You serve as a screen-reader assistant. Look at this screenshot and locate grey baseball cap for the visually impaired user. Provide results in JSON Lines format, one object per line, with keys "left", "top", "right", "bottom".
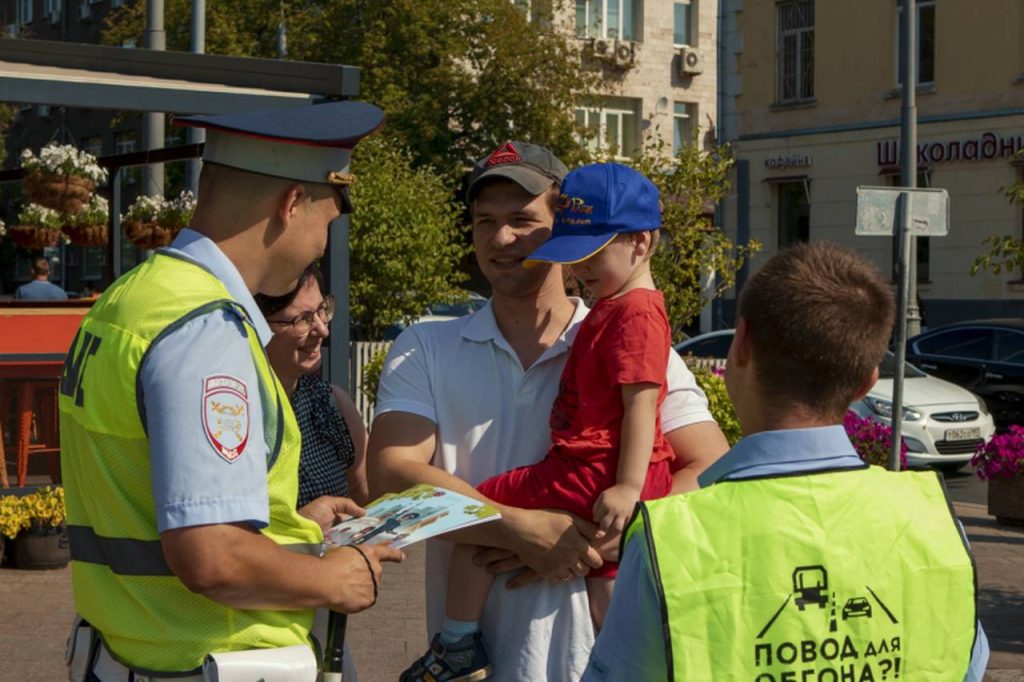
{"left": 466, "top": 140, "right": 569, "bottom": 202}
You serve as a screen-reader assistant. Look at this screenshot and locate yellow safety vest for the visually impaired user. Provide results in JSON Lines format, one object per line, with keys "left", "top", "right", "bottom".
{"left": 59, "top": 251, "right": 323, "bottom": 674}
{"left": 624, "top": 465, "right": 977, "bottom": 681}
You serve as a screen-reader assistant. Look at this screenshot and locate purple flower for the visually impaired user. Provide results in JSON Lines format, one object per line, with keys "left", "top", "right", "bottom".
{"left": 972, "top": 425, "right": 1024, "bottom": 481}
{"left": 843, "top": 411, "right": 908, "bottom": 469}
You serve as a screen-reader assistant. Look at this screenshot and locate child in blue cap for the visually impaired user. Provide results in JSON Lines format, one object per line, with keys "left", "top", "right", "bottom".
{"left": 402, "top": 163, "right": 674, "bottom": 682}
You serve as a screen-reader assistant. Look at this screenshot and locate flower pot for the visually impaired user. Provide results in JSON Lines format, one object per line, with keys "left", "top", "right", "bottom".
{"left": 62, "top": 223, "right": 109, "bottom": 247}
{"left": 12, "top": 521, "right": 70, "bottom": 570}
{"left": 8, "top": 224, "right": 62, "bottom": 249}
{"left": 987, "top": 477, "right": 1024, "bottom": 526}
{"left": 24, "top": 171, "right": 95, "bottom": 214}
{"left": 123, "top": 219, "right": 181, "bottom": 250}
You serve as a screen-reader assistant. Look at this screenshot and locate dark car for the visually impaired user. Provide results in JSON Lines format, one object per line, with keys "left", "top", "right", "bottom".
{"left": 907, "top": 319, "right": 1024, "bottom": 429}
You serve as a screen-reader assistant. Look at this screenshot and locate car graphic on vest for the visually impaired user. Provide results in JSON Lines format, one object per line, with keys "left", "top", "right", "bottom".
{"left": 842, "top": 597, "right": 873, "bottom": 620}
{"left": 793, "top": 566, "right": 829, "bottom": 610}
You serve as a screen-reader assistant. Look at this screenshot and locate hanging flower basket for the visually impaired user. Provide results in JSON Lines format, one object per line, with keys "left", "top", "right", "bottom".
{"left": 23, "top": 171, "right": 95, "bottom": 214}
{"left": 8, "top": 225, "right": 63, "bottom": 249}
{"left": 123, "top": 219, "right": 180, "bottom": 250}
{"left": 121, "top": 191, "right": 195, "bottom": 250}
{"left": 61, "top": 195, "right": 110, "bottom": 247}
{"left": 9, "top": 204, "right": 65, "bottom": 249}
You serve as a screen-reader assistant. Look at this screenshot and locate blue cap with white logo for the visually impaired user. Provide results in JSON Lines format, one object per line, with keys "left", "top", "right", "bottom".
{"left": 524, "top": 163, "right": 661, "bottom": 267}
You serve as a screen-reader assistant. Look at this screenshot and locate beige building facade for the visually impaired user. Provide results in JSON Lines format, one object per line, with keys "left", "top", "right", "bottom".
{"left": 564, "top": 0, "right": 719, "bottom": 157}
{"left": 721, "top": 0, "right": 1024, "bottom": 325}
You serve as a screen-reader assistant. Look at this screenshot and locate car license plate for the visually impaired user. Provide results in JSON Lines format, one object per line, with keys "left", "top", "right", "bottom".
{"left": 945, "top": 427, "right": 981, "bottom": 442}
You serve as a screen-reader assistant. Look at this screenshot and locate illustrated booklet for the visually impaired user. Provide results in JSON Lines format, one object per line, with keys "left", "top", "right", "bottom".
{"left": 323, "top": 483, "right": 501, "bottom": 550}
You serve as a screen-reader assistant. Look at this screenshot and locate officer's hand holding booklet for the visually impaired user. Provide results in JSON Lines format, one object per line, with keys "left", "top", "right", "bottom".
{"left": 323, "top": 483, "right": 501, "bottom": 550}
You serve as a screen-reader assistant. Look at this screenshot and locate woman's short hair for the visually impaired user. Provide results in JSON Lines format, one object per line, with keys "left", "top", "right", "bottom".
{"left": 254, "top": 265, "right": 325, "bottom": 318}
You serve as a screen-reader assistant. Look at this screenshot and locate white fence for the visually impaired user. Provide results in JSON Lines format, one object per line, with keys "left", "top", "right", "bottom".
{"left": 349, "top": 342, "right": 726, "bottom": 427}
{"left": 349, "top": 341, "right": 392, "bottom": 427}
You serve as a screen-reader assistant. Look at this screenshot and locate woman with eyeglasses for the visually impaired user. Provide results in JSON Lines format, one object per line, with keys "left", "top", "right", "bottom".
{"left": 255, "top": 265, "right": 369, "bottom": 508}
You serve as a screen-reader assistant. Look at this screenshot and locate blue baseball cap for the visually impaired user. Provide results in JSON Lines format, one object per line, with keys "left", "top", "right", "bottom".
{"left": 524, "top": 163, "right": 661, "bottom": 267}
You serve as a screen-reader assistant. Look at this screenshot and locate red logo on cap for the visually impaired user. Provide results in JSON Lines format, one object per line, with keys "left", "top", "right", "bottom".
{"left": 485, "top": 142, "right": 521, "bottom": 167}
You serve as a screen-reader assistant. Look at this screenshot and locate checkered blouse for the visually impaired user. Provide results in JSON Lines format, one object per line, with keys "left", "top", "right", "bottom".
{"left": 291, "top": 373, "right": 356, "bottom": 508}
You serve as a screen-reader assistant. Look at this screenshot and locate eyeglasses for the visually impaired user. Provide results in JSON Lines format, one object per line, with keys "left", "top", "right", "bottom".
{"left": 267, "top": 295, "right": 335, "bottom": 334}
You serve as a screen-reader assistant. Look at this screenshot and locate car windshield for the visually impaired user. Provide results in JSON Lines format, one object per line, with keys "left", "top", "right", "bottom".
{"left": 878, "top": 351, "right": 927, "bottom": 378}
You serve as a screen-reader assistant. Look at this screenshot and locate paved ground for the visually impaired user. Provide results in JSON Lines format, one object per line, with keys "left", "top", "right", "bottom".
{"left": 1, "top": 502, "right": 1021, "bottom": 681}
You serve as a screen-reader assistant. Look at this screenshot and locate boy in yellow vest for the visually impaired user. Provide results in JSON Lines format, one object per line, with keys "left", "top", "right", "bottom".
{"left": 583, "top": 243, "right": 989, "bottom": 681}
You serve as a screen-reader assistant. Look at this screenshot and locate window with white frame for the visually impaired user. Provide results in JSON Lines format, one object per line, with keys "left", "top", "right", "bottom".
{"left": 576, "top": 0, "right": 638, "bottom": 41}
{"left": 575, "top": 98, "right": 641, "bottom": 158}
{"left": 674, "top": 1, "right": 693, "bottom": 46}
{"left": 114, "top": 131, "right": 137, "bottom": 155}
{"left": 896, "top": 0, "right": 934, "bottom": 87}
{"left": 672, "top": 102, "right": 696, "bottom": 155}
{"left": 17, "top": 0, "right": 33, "bottom": 24}
{"left": 776, "top": 0, "right": 814, "bottom": 103}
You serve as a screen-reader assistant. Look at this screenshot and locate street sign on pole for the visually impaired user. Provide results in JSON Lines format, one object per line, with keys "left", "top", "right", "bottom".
{"left": 855, "top": 185, "right": 949, "bottom": 472}
{"left": 855, "top": 186, "right": 949, "bottom": 237}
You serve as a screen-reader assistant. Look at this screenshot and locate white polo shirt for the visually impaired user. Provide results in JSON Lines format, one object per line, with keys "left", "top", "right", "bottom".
{"left": 375, "top": 297, "right": 713, "bottom": 682}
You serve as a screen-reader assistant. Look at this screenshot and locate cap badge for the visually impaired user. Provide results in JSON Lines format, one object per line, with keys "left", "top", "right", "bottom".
{"left": 327, "top": 171, "right": 356, "bottom": 186}
{"left": 485, "top": 141, "right": 522, "bottom": 167}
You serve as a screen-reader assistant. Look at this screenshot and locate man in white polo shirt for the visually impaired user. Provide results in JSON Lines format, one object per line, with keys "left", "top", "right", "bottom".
{"left": 368, "top": 140, "right": 728, "bottom": 682}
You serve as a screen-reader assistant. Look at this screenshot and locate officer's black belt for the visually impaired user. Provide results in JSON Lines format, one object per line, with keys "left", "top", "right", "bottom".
{"left": 68, "top": 525, "right": 322, "bottom": 576}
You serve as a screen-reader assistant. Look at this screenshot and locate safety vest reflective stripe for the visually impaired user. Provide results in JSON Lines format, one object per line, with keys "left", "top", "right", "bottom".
{"left": 69, "top": 525, "right": 322, "bottom": 576}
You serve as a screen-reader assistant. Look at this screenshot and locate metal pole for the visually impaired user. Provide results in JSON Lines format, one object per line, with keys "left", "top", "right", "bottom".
{"left": 891, "top": 193, "right": 911, "bottom": 472}
{"left": 902, "top": 0, "right": 921, "bottom": 338}
{"left": 186, "top": 0, "right": 205, "bottom": 196}
{"left": 143, "top": 0, "right": 166, "bottom": 197}
{"left": 891, "top": 0, "right": 917, "bottom": 472}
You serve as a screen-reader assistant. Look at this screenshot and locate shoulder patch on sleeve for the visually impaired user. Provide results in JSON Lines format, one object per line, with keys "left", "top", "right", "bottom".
{"left": 202, "top": 374, "right": 251, "bottom": 462}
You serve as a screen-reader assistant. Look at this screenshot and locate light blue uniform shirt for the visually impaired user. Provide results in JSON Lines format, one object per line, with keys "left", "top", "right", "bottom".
{"left": 14, "top": 279, "right": 68, "bottom": 300}
{"left": 139, "top": 229, "right": 277, "bottom": 533}
{"left": 583, "top": 425, "right": 990, "bottom": 682}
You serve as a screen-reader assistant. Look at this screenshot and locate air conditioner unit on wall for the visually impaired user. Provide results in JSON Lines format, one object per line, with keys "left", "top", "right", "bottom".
{"left": 593, "top": 38, "right": 610, "bottom": 55}
{"left": 48, "top": 10, "right": 60, "bottom": 23}
{"left": 5, "top": 23, "right": 18, "bottom": 37}
{"left": 613, "top": 40, "right": 636, "bottom": 68}
{"left": 79, "top": 3, "right": 92, "bottom": 20}
{"left": 678, "top": 47, "right": 704, "bottom": 76}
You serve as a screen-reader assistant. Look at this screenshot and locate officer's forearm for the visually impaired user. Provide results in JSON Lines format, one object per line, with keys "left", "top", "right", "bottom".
{"left": 162, "top": 522, "right": 360, "bottom": 611}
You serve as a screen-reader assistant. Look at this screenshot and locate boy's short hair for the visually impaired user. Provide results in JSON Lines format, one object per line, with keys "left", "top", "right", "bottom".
{"left": 738, "top": 243, "right": 895, "bottom": 420}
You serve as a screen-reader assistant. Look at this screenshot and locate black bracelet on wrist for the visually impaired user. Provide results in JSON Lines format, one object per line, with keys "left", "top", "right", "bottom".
{"left": 348, "top": 545, "right": 378, "bottom": 601}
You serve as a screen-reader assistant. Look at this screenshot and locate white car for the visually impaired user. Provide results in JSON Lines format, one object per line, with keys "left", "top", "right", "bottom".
{"left": 676, "top": 331, "right": 995, "bottom": 470}
{"left": 849, "top": 352, "right": 995, "bottom": 471}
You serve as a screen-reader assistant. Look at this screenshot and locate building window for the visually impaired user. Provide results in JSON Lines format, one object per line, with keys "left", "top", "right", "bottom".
{"left": 575, "top": 97, "right": 641, "bottom": 158}
{"left": 576, "top": 0, "right": 638, "bottom": 41}
{"left": 776, "top": 0, "right": 814, "bottom": 103}
{"left": 890, "top": 172, "right": 930, "bottom": 283}
{"left": 673, "top": 1, "right": 693, "bottom": 46}
{"left": 82, "top": 135, "right": 103, "bottom": 158}
{"left": 115, "top": 131, "right": 138, "bottom": 184}
{"left": 777, "top": 181, "right": 810, "bottom": 248}
{"left": 17, "top": 0, "right": 33, "bottom": 24}
{"left": 897, "top": 0, "right": 935, "bottom": 87}
{"left": 44, "top": 0, "right": 60, "bottom": 17}
{"left": 672, "top": 102, "right": 695, "bottom": 155}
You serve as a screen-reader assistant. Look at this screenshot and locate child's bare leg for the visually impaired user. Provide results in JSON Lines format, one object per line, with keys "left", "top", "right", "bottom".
{"left": 445, "top": 543, "right": 495, "bottom": 624}
{"left": 586, "top": 576, "right": 615, "bottom": 632}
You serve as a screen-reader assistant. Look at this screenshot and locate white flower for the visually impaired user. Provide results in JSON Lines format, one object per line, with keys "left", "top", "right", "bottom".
{"left": 0, "top": 218, "right": 6, "bottom": 237}
{"left": 20, "top": 143, "right": 108, "bottom": 184}
{"left": 17, "top": 203, "right": 63, "bottom": 229}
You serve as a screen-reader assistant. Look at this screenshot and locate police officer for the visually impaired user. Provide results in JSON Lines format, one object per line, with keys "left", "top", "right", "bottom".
{"left": 59, "top": 101, "right": 404, "bottom": 681}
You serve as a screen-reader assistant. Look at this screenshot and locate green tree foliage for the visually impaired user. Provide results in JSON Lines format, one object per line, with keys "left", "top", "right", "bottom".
{"left": 103, "top": 0, "right": 594, "bottom": 175}
{"left": 347, "top": 136, "right": 470, "bottom": 340}
{"left": 690, "top": 367, "right": 741, "bottom": 445}
{"left": 624, "top": 132, "right": 761, "bottom": 340}
{"left": 972, "top": 151, "right": 1024, "bottom": 277}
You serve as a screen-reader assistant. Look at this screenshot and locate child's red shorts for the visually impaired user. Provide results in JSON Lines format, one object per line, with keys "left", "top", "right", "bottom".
{"left": 476, "top": 452, "right": 673, "bottom": 578}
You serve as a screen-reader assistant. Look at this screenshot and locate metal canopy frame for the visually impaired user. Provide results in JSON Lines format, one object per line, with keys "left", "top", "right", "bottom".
{"left": 1, "top": 39, "right": 357, "bottom": 388}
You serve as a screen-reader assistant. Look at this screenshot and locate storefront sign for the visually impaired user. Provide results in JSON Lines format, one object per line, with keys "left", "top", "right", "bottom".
{"left": 877, "top": 132, "right": 1024, "bottom": 167}
{"left": 765, "top": 153, "right": 812, "bottom": 170}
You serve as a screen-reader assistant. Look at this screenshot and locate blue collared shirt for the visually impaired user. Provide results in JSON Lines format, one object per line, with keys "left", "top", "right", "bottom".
{"left": 583, "top": 426, "right": 990, "bottom": 682}
{"left": 139, "top": 229, "right": 277, "bottom": 533}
